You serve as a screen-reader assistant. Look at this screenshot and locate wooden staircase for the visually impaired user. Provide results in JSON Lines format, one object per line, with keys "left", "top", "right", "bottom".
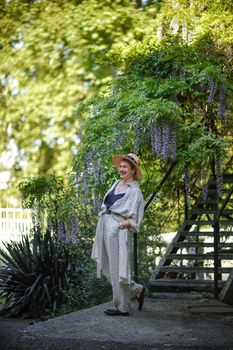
{"left": 149, "top": 173, "right": 233, "bottom": 299}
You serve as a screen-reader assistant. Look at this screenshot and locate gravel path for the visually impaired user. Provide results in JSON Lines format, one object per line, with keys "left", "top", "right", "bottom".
{"left": 1, "top": 297, "right": 233, "bottom": 350}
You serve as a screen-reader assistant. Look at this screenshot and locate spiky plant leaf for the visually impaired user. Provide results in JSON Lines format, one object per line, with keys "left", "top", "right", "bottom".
{"left": 0, "top": 230, "right": 71, "bottom": 317}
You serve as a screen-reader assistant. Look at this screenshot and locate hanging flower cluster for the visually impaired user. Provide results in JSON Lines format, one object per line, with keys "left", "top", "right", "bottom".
{"left": 75, "top": 150, "right": 107, "bottom": 210}
{"left": 133, "top": 124, "right": 150, "bottom": 154}
{"left": 150, "top": 121, "right": 176, "bottom": 160}
{"left": 57, "top": 220, "right": 66, "bottom": 241}
{"left": 215, "top": 153, "right": 223, "bottom": 197}
{"left": 183, "top": 167, "right": 190, "bottom": 206}
{"left": 92, "top": 158, "right": 106, "bottom": 185}
{"left": 57, "top": 216, "right": 79, "bottom": 245}
{"left": 112, "top": 133, "right": 125, "bottom": 149}
{"left": 92, "top": 162, "right": 99, "bottom": 184}
{"left": 207, "top": 77, "right": 227, "bottom": 120}
{"left": 207, "top": 76, "right": 217, "bottom": 103}
{"left": 218, "top": 84, "right": 226, "bottom": 119}
{"left": 69, "top": 215, "right": 79, "bottom": 244}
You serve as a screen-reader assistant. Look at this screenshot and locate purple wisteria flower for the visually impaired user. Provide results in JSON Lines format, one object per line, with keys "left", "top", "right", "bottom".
{"left": 57, "top": 220, "right": 66, "bottom": 241}
{"left": 162, "top": 121, "right": 170, "bottom": 161}
{"left": 93, "top": 162, "right": 99, "bottom": 184}
{"left": 215, "top": 153, "right": 223, "bottom": 197}
{"left": 207, "top": 77, "right": 217, "bottom": 103}
{"left": 112, "top": 134, "right": 125, "bottom": 148}
{"left": 99, "top": 165, "right": 106, "bottom": 185}
{"left": 70, "top": 215, "right": 78, "bottom": 244}
{"left": 150, "top": 121, "right": 177, "bottom": 161}
{"left": 183, "top": 167, "right": 190, "bottom": 205}
{"left": 151, "top": 123, "right": 162, "bottom": 157}
{"left": 218, "top": 85, "right": 226, "bottom": 119}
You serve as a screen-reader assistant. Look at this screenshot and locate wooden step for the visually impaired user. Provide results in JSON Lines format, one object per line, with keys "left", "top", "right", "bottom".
{"left": 150, "top": 279, "right": 225, "bottom": 288}
{"left": 166, "top": 253, "right": 233, "bottom": 260}
{"left": 159, "top": 266, "right": 232, "bottom": 274}
{"left": 190, "top": 209, "right": 233, "bottom": 215}
{"left": 207, "top": 189, "right": 231, "bottom": 193}
{"left": 209, "top": 177, "right": 233, "bottom": 185}
{"left": 223, "top": 175, "right": 233, "bottom": 183}
{"left": 174, "top": 242, "right": 233, "bottom": 248}
{"left": 180, "top": 230, "right": 233, "bottom": 236}
{"left": 187, "top": 220, "right": 233, "bottom": 225}
{"left": 198, "top": 199, "right": 233, "bottom": 204}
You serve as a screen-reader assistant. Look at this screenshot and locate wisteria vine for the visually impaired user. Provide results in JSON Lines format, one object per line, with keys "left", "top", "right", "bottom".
{"left": 75, "top": 149, "right": 107, "bottom": 210}
{"left": 215, "top": 153, "right": 223, "bottom": 197}
{"left": 218, "top": 84, "right": 226, "bottom": 119}
{"left": 207, "top": 77, "right": 217, "bottom": 103}
{"left": 150, "top": 120, "right": 176, "bottom": 160}
{"left": 207, "top": 77, "right": 227, "bottom": 121}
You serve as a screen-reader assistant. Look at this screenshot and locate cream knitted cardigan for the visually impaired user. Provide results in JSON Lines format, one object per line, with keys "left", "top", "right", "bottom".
{"left": 91, "top": 180, "right": 145, "bottom": 283}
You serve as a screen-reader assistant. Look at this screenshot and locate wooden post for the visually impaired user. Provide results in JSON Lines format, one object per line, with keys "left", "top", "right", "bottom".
{"left": 213, "top": 219, "right": 219, "bottom": 299}
{"left": 213, "top": 157, "right": 219, "bottom": 299}
{"left": 184, "top": 183, "right": 189, "bottom": 221}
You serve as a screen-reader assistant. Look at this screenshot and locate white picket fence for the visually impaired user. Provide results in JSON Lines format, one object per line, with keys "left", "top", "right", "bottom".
{"left": 0, "top": 208, "right": 32, "bottom": 243}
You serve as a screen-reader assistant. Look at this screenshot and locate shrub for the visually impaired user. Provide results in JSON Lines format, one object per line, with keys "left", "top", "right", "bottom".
{"left": 0, "top": 229, "right": 74, "bottom": 318}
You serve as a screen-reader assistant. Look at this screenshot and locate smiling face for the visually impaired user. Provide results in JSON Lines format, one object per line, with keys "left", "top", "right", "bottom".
{"left": 118, "top": 160, "right": 135, "bottom": 182}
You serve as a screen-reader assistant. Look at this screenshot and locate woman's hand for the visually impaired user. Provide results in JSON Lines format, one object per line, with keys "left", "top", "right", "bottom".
{"left": 119, "top": 220, "right": 130, "bottom": 230}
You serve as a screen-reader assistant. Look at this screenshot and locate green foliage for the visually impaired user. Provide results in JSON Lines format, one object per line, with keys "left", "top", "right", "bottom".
{"left": 69, "top": 260, "right": 111, "bottom": 309}
{"left": 17, "top": 174, "right": 69, "bottom": 235}
{"left": 13, "top": 172, "right": 112, "bottom": 317}
{"left": 0, "top": 0, "right": 157, "bottom": 206}
{"left": 18, "top": 174, "right": 64, "bottom": 207}
{"left": 177, "top": 125, "right": 229, "bottom": 169}
{"left": 1, "top": 0, "right": 232, "bottom": 204}
{"left": 0, "top": 172, "right": 112, "bottom": 317}
{"left": 73, "top": 31, "right": 232, "bottom": 201}
{"left": 0, "top": 230, "right": 71, "bottom": 317}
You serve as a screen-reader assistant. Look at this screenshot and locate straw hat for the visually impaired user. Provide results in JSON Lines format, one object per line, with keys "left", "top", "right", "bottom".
{"left": 112, "top": 153, "right": 142, "bottom": 180}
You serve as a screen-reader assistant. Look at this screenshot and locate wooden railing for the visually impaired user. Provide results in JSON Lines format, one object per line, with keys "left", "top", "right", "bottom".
{"left": 0, "top": 208, "right": 32, "bottom": 243}
{"left": 134, "top": 161, "right": 178, "bottom": 281}
{"left": 213, "top": 185, "right": 233, "bottom": 298}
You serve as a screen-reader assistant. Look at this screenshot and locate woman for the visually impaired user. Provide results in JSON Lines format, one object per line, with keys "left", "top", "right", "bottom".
{"left": 91, "top": 153, "right": 145, "bottom": 316}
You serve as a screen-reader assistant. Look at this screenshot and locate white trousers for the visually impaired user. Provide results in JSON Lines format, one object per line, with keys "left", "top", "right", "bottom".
{"left": 103, "top": 214, "right": 142, "bottom": 313}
